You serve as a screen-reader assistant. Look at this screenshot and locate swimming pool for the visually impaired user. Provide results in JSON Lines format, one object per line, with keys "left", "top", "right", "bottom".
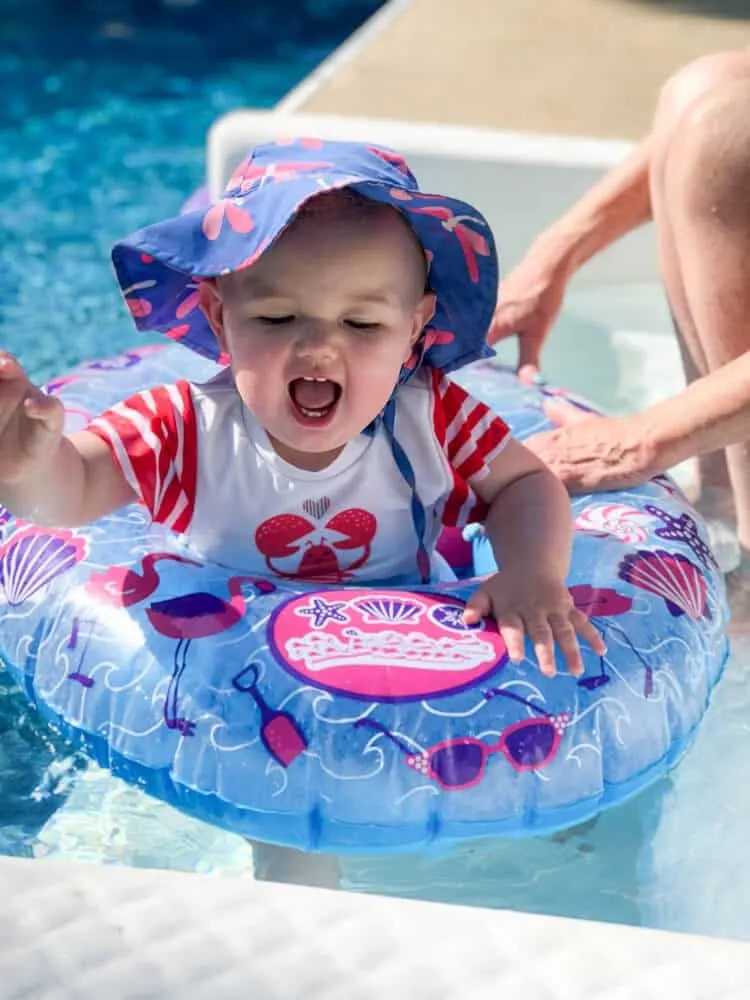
{"left": 3, "top": 2, "right": 749, "bottom": 949}
{"left": 0, "top": 0, "right": 382, "bottom": 383}
{"left": 0, "top": 0, "right": 383, "bottom": 855}
{"left": 26, "top": 268, "right": 750, "bottom": 940}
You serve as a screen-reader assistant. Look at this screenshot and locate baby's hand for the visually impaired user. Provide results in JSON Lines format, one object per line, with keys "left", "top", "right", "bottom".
{"left": 0, "top": 353, "right": 64, "bottom": 487}
{"left": 463, "top": 571, "right": 605, "bottom": 677}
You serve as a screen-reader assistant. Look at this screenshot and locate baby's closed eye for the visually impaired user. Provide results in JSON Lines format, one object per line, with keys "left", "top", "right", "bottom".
{"left": 258, "top": 315, "right": 296, "bottom": 326}
{"left": 345, "top": 319, "right": 382, "bottom": 331}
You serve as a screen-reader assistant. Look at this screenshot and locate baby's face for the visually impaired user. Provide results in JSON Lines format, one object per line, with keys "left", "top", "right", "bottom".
{"left": 200, "top": 193, "right": 435, "bottom": 470}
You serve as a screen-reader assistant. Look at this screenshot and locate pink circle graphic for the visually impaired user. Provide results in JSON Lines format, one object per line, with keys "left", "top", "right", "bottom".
{"left": 268, "top": 589, "right": 507, "bottom": 702}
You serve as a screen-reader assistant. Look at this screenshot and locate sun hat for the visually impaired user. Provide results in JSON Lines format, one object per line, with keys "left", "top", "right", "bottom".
{"left": 111, "top": 137, "right": 498, "bottom": 375}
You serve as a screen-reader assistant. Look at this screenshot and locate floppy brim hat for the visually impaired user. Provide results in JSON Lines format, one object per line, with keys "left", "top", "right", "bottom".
{"left": 110, "top": 137, "right": 499, "bottom": 375}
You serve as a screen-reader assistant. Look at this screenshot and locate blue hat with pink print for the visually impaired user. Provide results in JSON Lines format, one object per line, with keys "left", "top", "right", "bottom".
{"left": 110, "top": 137, "right": 499, "bottom": 375}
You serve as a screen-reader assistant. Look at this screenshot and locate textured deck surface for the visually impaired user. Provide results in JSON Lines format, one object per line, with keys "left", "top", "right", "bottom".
{"left": 290, "top": 0, "right": 750, "bottom": 139}
{"left": 2, "top": 854, "right": 750, "bottom": 999}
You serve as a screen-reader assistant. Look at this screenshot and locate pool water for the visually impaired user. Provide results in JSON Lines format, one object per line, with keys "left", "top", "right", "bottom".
{"left": 0, "top": 0, "right": 390, "bottom": 856}
{"left": 0, "top": 0, "right": 382, "bottom": 382}
{"left": 2, "top": 1, "right": 749, "bottom": 946}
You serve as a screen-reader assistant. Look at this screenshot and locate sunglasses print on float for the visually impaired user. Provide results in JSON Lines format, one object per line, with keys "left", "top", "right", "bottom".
{"left": 354, "top": 687, "right": 570, "bottom": 792}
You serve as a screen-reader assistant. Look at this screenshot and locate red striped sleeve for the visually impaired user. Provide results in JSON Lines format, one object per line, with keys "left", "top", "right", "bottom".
{"left": 431, "top": 370, "right": 511, "bottom": 527}
{"left": 86, "top": 380, "right": 197, "bottom": 532}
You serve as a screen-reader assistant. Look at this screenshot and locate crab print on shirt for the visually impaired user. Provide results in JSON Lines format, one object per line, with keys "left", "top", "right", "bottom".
{"left": 255, "top": 499, "right": 377, "bottom": 582}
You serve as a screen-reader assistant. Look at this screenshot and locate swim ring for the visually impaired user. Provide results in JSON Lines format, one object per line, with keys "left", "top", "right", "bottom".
{"left": 0, "top": 345, "right": 728, "bottom": 853}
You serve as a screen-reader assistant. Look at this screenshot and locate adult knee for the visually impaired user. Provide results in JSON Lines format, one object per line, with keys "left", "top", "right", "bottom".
{"left": 666, "top": 80, "right": 750, "bottom": 225}
{"left": 653, "top": 50, "right": 750, "bottom": 138}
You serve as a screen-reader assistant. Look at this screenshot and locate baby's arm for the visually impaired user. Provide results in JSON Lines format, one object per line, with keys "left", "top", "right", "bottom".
{"left": 469, "top": 437, "right": 574, "bottom": 602}
{"left": 464, "top": 438, "right": 605, "bottom": 676}
{"left": 0, "top": 354, "right": 135, "bottom": 526}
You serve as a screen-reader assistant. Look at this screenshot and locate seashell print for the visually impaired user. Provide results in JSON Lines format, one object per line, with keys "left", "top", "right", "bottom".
{"left": 0, "top": 527, "right": 87, "bottom": 606}
{"left": 618, "top": 549, "right": 710, "bottom": 621}
{"left": 352, "top": 596, "right": 426, "bottom": 625}
{"left": 575, "top": 503, "right": 653, "bottom": 544}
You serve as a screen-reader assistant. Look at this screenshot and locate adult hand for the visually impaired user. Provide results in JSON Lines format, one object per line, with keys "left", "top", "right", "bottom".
{"left": 525, "top": 397, "right": 660, "bottom": 493}
{"left": 487, "top": 255, "right": 569, "bottom": 377}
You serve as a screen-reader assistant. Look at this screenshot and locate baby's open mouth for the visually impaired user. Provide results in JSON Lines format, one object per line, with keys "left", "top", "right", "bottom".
{"left": 288, "top": 376, "right": 342, "bottom": 420}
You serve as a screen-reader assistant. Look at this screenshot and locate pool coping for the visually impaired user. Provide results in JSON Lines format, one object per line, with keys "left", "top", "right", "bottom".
{"left": 2, "top": 853, "right": 749, "bottom": 999}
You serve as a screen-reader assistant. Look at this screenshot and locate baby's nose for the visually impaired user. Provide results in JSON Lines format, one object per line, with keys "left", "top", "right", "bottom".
{"left": 294, "top": 321, "right": 339, "bottom": 360}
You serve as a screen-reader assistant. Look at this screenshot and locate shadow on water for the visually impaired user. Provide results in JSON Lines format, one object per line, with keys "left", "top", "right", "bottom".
{"left": 620, "top": 0, "right": 750, "bottom": 19}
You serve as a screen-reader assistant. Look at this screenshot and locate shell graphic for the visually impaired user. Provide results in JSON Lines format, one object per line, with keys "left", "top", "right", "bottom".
{"left": 618, "top": 549, "right": 710, "bottom": 620}
{"left": 0, "top": 527, "right": 87, "bottom": 606}
{"left": 351, "top": 596, "right": 426, "bottom": 625}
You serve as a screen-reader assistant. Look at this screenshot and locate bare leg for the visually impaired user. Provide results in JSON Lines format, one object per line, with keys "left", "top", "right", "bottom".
{"left": 648, "top": 51, "right": 750, "bottom": 535}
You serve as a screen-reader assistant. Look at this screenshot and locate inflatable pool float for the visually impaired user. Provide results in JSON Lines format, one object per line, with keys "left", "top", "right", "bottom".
{"left": 0, "top": 346, "right": 728, "bottom": 853}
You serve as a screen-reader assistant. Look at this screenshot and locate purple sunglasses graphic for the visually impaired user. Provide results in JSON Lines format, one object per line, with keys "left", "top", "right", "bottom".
{"left": 354, "top": 688, "right": 570, "bottom": 792}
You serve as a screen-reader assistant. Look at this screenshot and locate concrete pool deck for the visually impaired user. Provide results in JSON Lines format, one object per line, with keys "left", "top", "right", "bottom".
{"left": 281, "top": 0, "right": 750, "bottom": 140}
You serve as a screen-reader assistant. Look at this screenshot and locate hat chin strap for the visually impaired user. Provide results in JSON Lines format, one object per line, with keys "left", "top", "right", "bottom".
{"left": 361, "top": 337, "right": 431, "bottom": 585}
{"left": 381, "top": 397, "right": 431, "bottom": 586}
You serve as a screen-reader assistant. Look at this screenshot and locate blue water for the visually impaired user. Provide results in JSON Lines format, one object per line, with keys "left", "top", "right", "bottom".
{"left": 0, "top": 0, "right": 382, "bottom": 852}
{"left": 0, "top": 0, "right": 381, "bottom": 383}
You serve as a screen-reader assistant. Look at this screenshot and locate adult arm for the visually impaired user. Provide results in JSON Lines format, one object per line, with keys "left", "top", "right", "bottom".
{"left": 528, "top": 349, "right": 750, "bottom": 492}
{"left": 488, "top": 137, "right": 654, "bottom": 369}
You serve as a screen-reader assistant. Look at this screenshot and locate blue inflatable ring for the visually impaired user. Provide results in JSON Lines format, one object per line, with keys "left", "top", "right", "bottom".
{"left": 0, "top": 344, "right": 729, "bottom": 853}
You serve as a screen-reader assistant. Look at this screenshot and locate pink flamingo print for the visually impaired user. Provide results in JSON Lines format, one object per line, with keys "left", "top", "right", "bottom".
{"left": 84, "top": 554, "right": 275, "bottom": 735}
{"left": 401, "top": 204, "right": 490, "bottom": 282}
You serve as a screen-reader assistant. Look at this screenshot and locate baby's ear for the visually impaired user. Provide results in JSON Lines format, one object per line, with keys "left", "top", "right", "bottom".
{"left": 411, "top": 291, "right": 437, "bottom": 344}
{"left": 198, "top": 279, "right": 228, "bottom": 353}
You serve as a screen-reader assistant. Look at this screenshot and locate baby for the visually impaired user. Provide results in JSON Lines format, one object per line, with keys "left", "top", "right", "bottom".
{"left": 0, "top": 138, "right": 603, "bottom": 677}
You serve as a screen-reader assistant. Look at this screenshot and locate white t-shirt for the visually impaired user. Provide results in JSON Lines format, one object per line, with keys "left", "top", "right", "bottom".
{"left": 89, "top": 366, "right": 511, "bottom": 584}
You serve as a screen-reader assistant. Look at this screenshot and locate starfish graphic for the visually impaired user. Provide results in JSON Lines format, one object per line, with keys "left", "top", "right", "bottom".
{"left": 431, "top": 603, "right": 481, "bottom": 632}
{"left": 296, "top": 596, "right": 350, "bottom": 629}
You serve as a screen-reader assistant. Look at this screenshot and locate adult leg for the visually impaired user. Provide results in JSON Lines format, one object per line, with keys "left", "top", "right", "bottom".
{"left": 648, "top": 51, "right": 750, "bottom": 525}
{"left": 659, "top": 80, "right": 750, "bottom": 557}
